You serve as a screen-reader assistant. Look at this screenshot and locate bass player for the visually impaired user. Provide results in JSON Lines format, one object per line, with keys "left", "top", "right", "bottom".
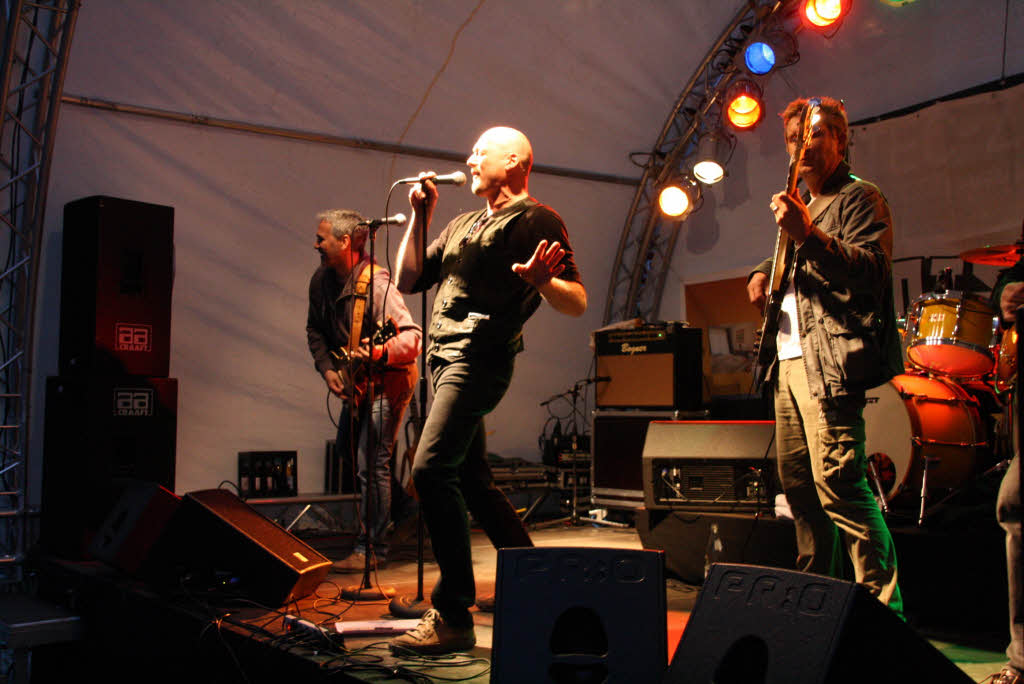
{"left": 745, "top": 96, "right": 905, "bottom": 615}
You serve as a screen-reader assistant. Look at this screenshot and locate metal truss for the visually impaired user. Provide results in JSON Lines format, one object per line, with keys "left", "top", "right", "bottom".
{"left": 602, "top": 0, "right": 801, "bottom": 325}
{"left": 0, "top": 0, "right": 78, "bottom": 581}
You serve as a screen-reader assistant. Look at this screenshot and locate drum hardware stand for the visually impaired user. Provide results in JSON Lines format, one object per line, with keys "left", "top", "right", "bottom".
{"left": 867, "top": 459, "right": 889, "bottom": 517}
{"left": 916, "top": 455, "right": 936, "bottom": 526}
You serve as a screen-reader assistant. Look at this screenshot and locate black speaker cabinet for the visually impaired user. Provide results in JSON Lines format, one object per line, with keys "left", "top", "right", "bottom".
{"left": 41, "top": 375, "right": 178, "bottom": 559}
{"left": 592, "top": 410, "right": 676, "bottom": 510}
{"left": 160, "top": 488, "right": 332, "bottom": 607}
{"left": 636, "top": 508, "right": 797, "bottom": 584}
{"left": 664, "top": 563, "right": 972, "bottom": 684}
{"left": 87, "top": 480, "right": 181, "bottom": 576}
{"left": 60, "top": 195, "right": 174, "bottom": 377}
{"left": 594, "top": 322, "right": 702, "bottom": 410}
{"left": 492, "top": 547, "right": 667, "bottom": 684}
{"left": 642, "top": 420, "right": 778, "bottom": 512}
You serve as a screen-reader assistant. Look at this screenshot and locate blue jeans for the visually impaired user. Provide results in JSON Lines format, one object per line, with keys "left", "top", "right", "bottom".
{"left": 336, "top": 387, "right": 410, "bottom": 560}
{"left": 412, "top": 357, "right": 533, "bottom": 628}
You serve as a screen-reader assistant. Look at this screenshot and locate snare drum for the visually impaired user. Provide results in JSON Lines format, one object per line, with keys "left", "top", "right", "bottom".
{"left": 906, "top": 291, "right": 998, "bottom": 377}
{"left": 863, "top": 374, "right": 983, "bottom": 506}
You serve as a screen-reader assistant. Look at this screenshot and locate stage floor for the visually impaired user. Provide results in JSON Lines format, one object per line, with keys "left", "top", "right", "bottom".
{"left": 30, "top": 514, "right": 1009, "bottom": 683}
{"left": 318, "top": 522, "right": 1007, "bottom": 683}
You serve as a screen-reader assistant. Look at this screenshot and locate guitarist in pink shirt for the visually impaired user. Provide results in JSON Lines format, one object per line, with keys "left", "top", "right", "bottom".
{"left": 746, "top": 97, "right": 904, "bottom": 616}
{"left": 307, "top": 209, "right": 422, "bottom": 572}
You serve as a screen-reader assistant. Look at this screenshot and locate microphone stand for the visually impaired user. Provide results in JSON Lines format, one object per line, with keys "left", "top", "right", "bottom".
{"left": 342, "top": 221, "right": 396, "bottom": 601}
{"left": 390, "top": 193, "right": 432, "bottom": 619}
{"left": 537, "top": 377, "right": 623, "bottom": 528}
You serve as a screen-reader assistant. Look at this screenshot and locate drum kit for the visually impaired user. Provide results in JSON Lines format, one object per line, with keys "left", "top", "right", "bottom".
{"left": 864, "top": 241, "right": 1022, "bottom": 525}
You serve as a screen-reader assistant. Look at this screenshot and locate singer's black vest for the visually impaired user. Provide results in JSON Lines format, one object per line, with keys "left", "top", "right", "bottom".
{"left": 411, "top": 197, "right": 580, "bottom": 363}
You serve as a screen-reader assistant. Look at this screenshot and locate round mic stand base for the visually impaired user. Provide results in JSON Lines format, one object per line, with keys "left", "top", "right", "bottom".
{"left": 342, "top": 581, "right": 397, "bottom": 602}
{"left": 388, "top": 594, "right": 431, "bottom": 618}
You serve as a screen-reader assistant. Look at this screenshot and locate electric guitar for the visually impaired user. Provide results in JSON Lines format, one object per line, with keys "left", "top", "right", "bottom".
{"left": 330, "top": 318, "right": 398, "bottom": 408}
{"left": 752, "top": 98, "right": 822, "bottom": 390}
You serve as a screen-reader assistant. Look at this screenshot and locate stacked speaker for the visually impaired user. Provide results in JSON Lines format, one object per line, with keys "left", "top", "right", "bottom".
{"left": 41, "top": 196, "right": 178, "bottom": 559}
{"left": 591, "top": 322, "right": 703, "bottom": 510}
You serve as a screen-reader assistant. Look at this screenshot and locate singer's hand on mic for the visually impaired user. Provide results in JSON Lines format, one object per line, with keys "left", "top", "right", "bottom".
{"left": 512, "top": 239, "right": 565, "bottom": 288}
{"left": 408, "top": 171, "right": 439, "bottom": 214}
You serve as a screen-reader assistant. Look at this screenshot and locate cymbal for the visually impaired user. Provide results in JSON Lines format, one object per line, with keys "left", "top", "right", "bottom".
{"left": 960, "top": 243, "right": 1024, "bottom": 266}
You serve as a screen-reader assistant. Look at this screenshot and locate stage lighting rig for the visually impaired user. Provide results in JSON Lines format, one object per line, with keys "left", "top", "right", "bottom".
{"left": 803, "top": 0, "right": 851, "bottom": 30}
{"left": 692, "top": 130, "right": 734, "bottom": 185}
{"left": 723, "top": 79, "right": 765, "bottom": 131}
{"left": 657, "top": 174, "right": 701, "bottom": 219}
{"left": 742, "top": 28, "right": 799, "bottom": 75}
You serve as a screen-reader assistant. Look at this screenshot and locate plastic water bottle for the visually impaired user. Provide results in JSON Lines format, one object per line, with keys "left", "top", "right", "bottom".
{"left": 703, "top": 523, "right": 723, "bottom": 578}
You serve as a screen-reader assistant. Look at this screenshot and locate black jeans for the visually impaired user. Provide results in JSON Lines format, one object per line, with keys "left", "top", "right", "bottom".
{"left": 411, "top": 356, "right": 533, "bottom": 628}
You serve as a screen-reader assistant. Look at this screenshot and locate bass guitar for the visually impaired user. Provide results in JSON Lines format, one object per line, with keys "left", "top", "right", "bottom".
{"left": 752, "top": 98, "right": 822, "bottom": 390}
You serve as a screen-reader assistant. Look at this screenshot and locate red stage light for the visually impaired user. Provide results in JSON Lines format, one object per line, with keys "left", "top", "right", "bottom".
{"left": 804, "top": 0, "right": 848, "bottom": 28}
{"left": 724, "top": 80, "right": 764, "bottom": 130}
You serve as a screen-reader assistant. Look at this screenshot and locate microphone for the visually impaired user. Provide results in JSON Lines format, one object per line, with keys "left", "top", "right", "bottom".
{"left": 357, "top": 213, "right": 407, "bottom": 228}
{"left": 396, "top": 171, "right": 467, "bottom": 186}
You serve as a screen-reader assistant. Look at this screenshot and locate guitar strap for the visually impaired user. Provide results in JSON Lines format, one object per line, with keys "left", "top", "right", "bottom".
{"left": 347, "top": 261, "right": 377, "bottom": 357}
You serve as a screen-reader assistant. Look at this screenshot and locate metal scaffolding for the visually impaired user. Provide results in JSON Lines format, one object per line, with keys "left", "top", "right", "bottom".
{"left": 0, "top": 0, "right": 78, "bottom": 582}
{"left": 603, "top": 0, "right": 801, "bottom": 325}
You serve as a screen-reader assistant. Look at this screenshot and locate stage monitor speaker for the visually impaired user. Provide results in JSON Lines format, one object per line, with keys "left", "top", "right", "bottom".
{"left": 60, "top": 195, "right": 174, "bottom": 377}
{"left": 594, "top": 322, "right": 702, "bottom": 410}
{"left": 642, "top": 420, "right": 778, "bottom": 512}
{"left": 664, "top": 563, "right": 972, "bottom": 684}
{"left": 163, "top": 488, "right": 332, "bottom": 607}
{"left": 592, "top": 410, "right": 676, "bottom": 510}
{"left": 88, "top": 479, "right": 181, "bottom": 576}
{"left": 41, "top": 375, "right": 178, "bottom": 559}
{"left": 492, "top": 547, "right": 666, "bottom": 684}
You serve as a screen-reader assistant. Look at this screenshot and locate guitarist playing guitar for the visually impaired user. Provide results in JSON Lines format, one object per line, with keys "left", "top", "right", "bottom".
{"left": 750, "top": 98, "right": 819, "bottom": 390}
{"left": 745, "top": 97, "right": 905, "bottom": 617}
{"left": 308, "top": 209, "right": 421, "bottom": 573}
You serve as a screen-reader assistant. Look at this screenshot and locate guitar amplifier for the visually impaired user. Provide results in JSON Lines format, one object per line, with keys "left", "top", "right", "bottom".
{"left": 594, "top": 322, "right": 702, "bottom": 410}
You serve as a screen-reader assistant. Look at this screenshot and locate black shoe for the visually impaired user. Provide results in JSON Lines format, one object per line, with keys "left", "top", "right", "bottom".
{"left": 475, "top": 593, "right": 495, "bottom": 613}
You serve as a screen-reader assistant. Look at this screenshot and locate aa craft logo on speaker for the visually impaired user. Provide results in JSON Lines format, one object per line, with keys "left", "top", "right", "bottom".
{"left": 115, "top": 322, "right": 153, "bottom": 353}
{"left": 112, "top": 388, "right": 154, "bottom": 417}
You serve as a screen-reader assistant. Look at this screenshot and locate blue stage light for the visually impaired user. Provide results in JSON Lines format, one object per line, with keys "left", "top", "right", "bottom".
{"left": 744, "top": 42, "right": 776, "bottom": 75}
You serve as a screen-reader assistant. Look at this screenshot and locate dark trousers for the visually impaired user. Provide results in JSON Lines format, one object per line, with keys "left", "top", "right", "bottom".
{"left": 411, "top": 357, "right": 533, "bottom": 628}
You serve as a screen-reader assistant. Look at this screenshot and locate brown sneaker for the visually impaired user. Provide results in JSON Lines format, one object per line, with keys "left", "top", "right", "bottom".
{"left": 989, "top": 667, "right": 1024, "bottom": 684}
{"left": 331, "top": 551, "right": 380, "bottom": 573}
{"left": 388, "top": 608, "right": 476, "bottom": 655}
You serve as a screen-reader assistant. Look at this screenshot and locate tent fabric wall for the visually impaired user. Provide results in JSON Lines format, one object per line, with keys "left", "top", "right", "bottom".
{"left": 29, "top": 0, "right": 1024, "bottom": 498}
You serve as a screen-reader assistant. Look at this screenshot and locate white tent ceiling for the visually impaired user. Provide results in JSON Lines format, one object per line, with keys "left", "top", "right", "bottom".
{"left": 61, "top": 1, "right": 1022, "bottom": 178}
{"left": 32, "top": 0, "right": 1024, "bottom": 495}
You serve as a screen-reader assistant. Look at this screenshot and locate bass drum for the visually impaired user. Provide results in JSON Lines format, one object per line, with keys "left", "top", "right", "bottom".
{"left": 863, "top": 374, "right": 983, "bottom": 507}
